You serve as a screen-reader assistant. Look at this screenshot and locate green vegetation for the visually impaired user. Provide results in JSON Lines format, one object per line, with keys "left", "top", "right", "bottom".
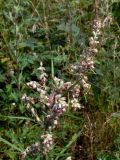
{"left": 0, "top": 0, "right": 120, "bottom": 159}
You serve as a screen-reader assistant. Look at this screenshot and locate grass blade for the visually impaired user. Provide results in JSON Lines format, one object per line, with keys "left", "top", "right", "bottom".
{"left": 0, "top": 137, "right": 23, "bottom": 152}
{"left": 55, "top": 130, "right": 82, "bottom": 160}
{"left": 0, "top": 115, "right": 34, "bottom": 121}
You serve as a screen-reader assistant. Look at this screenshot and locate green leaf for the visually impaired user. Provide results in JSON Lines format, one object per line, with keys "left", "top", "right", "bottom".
{"left": 55, "top": 130, "right": 82, "bottom": 160}
{"left": 112, "top": 112, "right": 120, "bottom": 118}
{"left": 51, "top": 59, "right": 54, "bottom": 78}
{"left": 0, "top": 137, "right": 23, "bottom": 152}
{"left": 6, "top": 150, "right": 17, "bottom": 160}
{"left": 0, "top": 115, "right": 34, "bottom": 121}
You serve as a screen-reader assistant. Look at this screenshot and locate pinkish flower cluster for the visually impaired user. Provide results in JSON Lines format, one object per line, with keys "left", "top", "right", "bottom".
{"left": 20, "top": 133, "right": 53, "bottom": 159}
{"left": 21, "top": 93, "right": 41, "bottom": 123}
{"left": 20, "top": 142, "right": 40, "bottom": 160}
{"left": 41, "top": 133, "right": 53, "bottom": 154}
{"left": 37, "top": 61, "right": 48, "bottom": 86}
{"left": 44, "top": 94, "right": 68, "bottom": 129}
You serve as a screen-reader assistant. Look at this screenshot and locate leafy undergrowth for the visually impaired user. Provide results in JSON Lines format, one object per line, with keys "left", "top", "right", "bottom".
{"left": 0, "top": 0, "right": 120, "bottom": 160}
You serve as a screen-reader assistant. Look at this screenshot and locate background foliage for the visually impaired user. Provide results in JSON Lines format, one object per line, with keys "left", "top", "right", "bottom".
{"left": 0, "top": 0, "right": 120, "bottom": 159}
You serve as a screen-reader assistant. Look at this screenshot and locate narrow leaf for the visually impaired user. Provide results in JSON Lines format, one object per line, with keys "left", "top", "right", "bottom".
{"left": 55, "top": 130, "right": 82, "bottom": 160}
{"left": 0, "top": 137, "right": 23, "bottom": 152}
